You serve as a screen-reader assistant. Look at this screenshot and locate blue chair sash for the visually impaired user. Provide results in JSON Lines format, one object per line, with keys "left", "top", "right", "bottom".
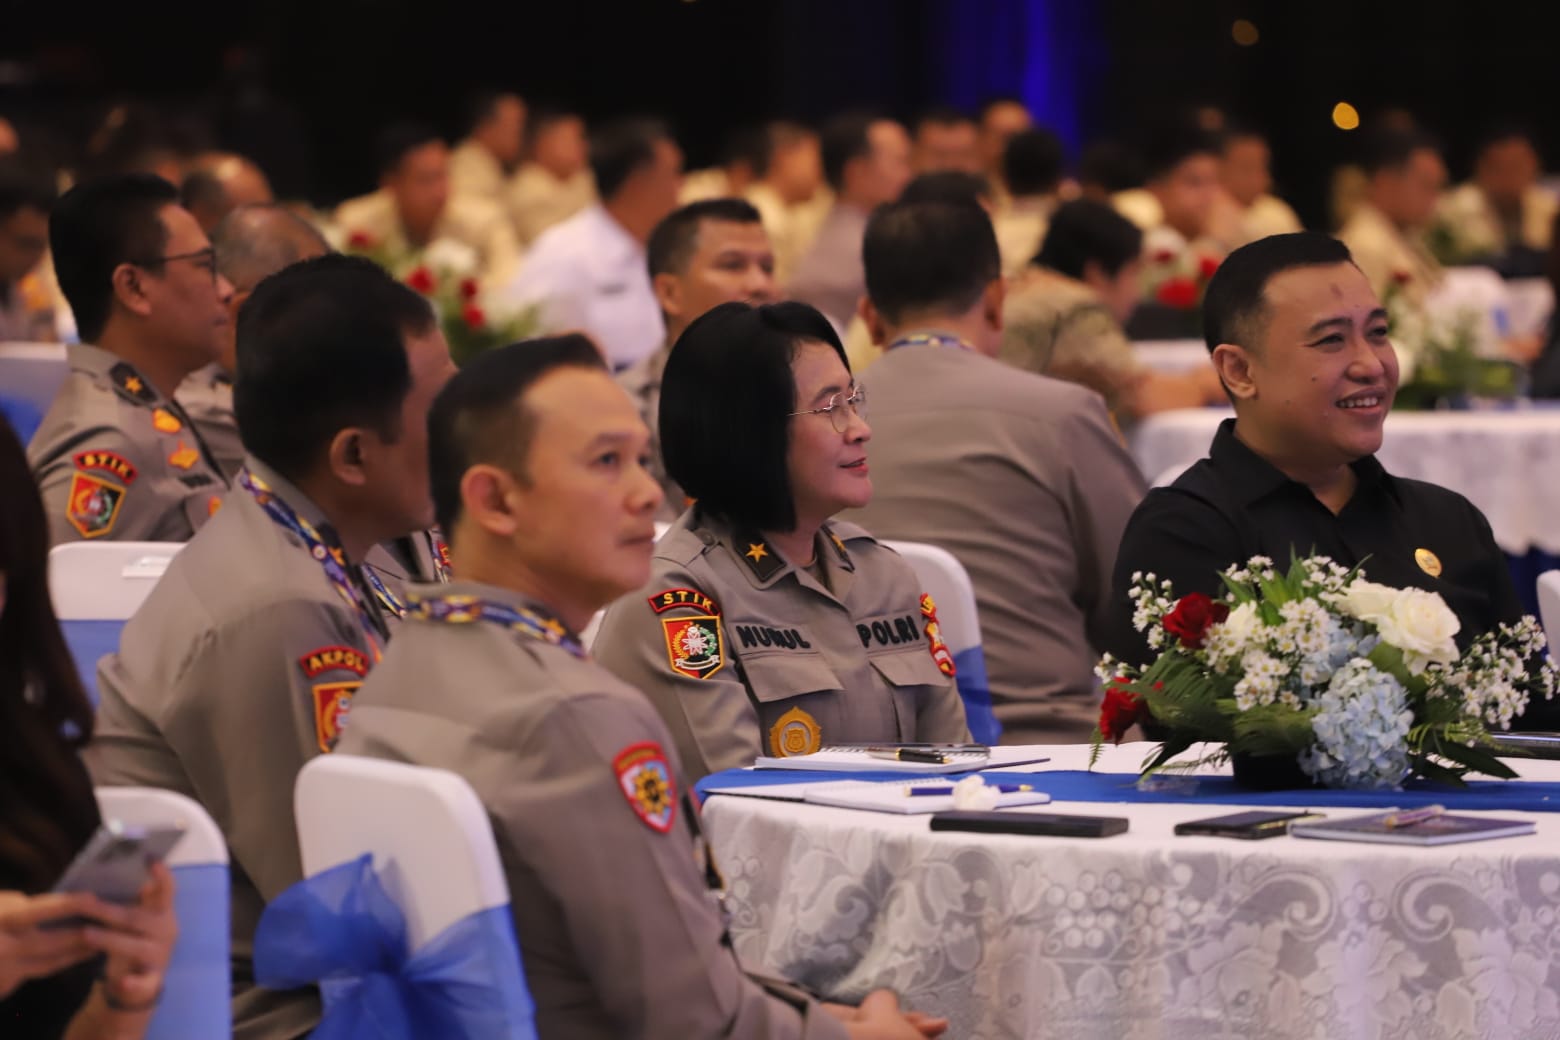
{"left": 254, "top": 854, "right": 535, "bottom": 1039}
{"left": 951, "top": 645, "right": 1002, "bottom": 745}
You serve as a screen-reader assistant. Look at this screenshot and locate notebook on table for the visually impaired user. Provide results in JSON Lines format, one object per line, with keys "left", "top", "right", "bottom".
{"left": 752, "top": 744, "right": 1051, "bottom": 774}
{"left": 1289, "top": 810, "right": 1536, "bottom": 846}
{"left": 704, "top": 777, "right": 1053, "bottom": 814}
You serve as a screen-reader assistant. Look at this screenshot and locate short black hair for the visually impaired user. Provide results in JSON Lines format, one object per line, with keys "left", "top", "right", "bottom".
{"left": 49, "top": 173, "right": 179, "bottom": 344}
{"left": 427, "top": 334, "right": 605, "bottom": 537}
{"left": 1220, "top": 120, "right": 1268, "bottom": 150}
{"left": 524, "top": 107, "right": 583, "bottom": 151}
{"left": 1003, "top": 127, "right": 1065, "bottom": 196}
{"left": 1078, "top": 139, "right": 1143, "bottom": 193}
{"left": 864, "top": 200, "right": 999, "bottom": 324}
{"left": 661, "top": 301, "right": 845, "bottom": 532}
{"left": 0, "top": 158, "right": 57, "bottom": 221}
{"left": 720, "top": 124, "right": 771, "bottom": 177}
{"left": 461, "top": 90, "right": 519, "bottom": 138}
{"left": 1359, "top": 126, "right": 1440, "bottom": 176}
{"left": 234, "top": 254, "right": 436, "bottom": 481}
{"left": 590, "top": 117, "right": 672, "bottom": 201}
{"left": 899, "top": 170, "right": 991, "bottom": 207}
{"left": 819, "top": 111, "right": 878, "bottom": 192}
{"left": 915, "top": 105, "right": 974, "bottom": 133}
{"left": 179, "top": 169, "right": 225, "bottom": 213}
{"left": 1474, "top": 121, "right": 1537, "bottom": 160}
{"left": 376, "top": 122, "right": 445, "bottom": 178}
{"left": 647, "top": 197, "right": 763, "bottom": 279}
{"left": 1142, "top": 121, "right": 1221, "bottom": 181}
{"left": 1202, "top": 231, "right": 1354, "bottom": 353}
{"left": 1035, "top": 199, "right": 1144, "bottom": 279}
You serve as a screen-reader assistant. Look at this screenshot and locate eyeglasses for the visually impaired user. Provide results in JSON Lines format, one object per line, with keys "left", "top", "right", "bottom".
{"left": 788, "top": 383, "right": 867, "bottom": 434}
{"left": 134, "top": 247, "right": 220, "bottom": 285}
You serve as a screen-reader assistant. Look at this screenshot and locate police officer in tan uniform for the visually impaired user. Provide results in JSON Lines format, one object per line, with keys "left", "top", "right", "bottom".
{"left": 87, "top": 255, "right": 457, "bottom": 1040}
{"left": 29, "top": 175, "right": 232, "bottom": 545}
{"left": 175, "top": 204, "right": 331, "bottom": 479}
{"left": 593, "top": 302, "right": 969, "bottom": 782}
{"left": 340, "top": 336, "right": 947, "bottom": 1040}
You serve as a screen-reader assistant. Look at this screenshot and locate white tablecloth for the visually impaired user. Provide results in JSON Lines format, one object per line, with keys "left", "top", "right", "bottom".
{"left": 704, "top": 743, "right": 1560, "bottom": 1039}
{"left": 1132, "top": 339, "right": 1213, "bottom": 375}
{"left": 1128, "top": 408, "right": 1560, "bottom": 555}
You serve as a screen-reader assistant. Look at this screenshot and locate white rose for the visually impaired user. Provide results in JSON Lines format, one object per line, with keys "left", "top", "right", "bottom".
{"left": 1374, "top": 587, "right": 1461, "bottom": 674}
{"left": 1337, "top": 580, "right": 1399, "bottom": 623}
{"left": 423, "top": 237, "right": 479, "bottom": 276}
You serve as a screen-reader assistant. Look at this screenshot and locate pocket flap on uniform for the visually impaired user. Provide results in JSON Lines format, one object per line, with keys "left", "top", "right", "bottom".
{"left": 868, "top": 648, "right": 945, "bottom": 689}
{"left": 742, "top": 653, "right": 844, "bottom": 703}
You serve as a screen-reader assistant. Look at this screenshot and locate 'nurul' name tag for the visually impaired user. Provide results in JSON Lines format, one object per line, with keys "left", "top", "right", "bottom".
{"left": 734, "top": 624, "right": 813, "bottom": 651}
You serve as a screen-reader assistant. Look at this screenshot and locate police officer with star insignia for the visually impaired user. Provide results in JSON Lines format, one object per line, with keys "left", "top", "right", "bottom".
{"left": 87, "top": 255, "right": 457, "bottom": 1040}
{"left": 341, "top": 336, "right": 947, "bottom": 1039}
{"left": 29, "top": 175, "right": 234, "bottom": 545}
{"left": 592, "top": 301, "right": 970, "bottom": 784}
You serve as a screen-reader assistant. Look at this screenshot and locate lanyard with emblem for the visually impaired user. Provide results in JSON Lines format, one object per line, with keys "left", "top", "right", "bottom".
{"left": 427, "top": 528, "right": 452, "bottom": 583}
{"left": 238, "top": 468, "right": 385, "bottom": 658}
{"left": 405, "top": 592, "right": 587, "bottom": 660}
{"left": 887, "top": 332, "right": 974, "bottom": 352}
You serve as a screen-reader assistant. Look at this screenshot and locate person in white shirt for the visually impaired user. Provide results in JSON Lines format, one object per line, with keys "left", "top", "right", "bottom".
{"left": 501, "top": 118, "right": 683, "bottom": 370}
{"left": 448, "top": 90, "right": 527, "bottom": 211}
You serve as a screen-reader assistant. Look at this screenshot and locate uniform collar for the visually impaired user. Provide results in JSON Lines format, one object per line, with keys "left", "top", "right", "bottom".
{"left": 70, "top": 343, "right": 166, "bottom": 407}
{"left": 411, "top": 577, "right": 578, "bottom": 639}
{"left": 1210, "top": 418, "right": 1394, "bottom": 507}
{"left": 242, "top": 456, "right": 342, "bottom": 543}
{"left": 713, "top": 516, "right": 857, "bottom": 597}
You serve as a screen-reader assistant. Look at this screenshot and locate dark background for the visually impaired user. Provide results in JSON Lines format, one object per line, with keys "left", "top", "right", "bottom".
{"left": 2, "top": 0, "right": 1557, "bottom": 226}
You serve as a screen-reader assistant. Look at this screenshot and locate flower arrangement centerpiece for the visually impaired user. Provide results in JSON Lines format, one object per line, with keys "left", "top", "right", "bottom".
{"left": 1384, "top": 274, "right": 1523, "bottom": 410}
{"left": 1092, "top": 554, "right": 1555, "bottom": 790}
{"left": 342, "top": 232, "right": 537, "bottom": 367}
{"left": 1127, "top": 231, "right": 1222, "bottom": 340}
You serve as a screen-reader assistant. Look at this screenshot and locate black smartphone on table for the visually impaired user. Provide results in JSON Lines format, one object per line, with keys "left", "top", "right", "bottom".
{"left": 930, "top": 810, "right": 1128, "bottom": 837}
{"left": 1174, "top": 810, "right": 1324, "bottom": 839}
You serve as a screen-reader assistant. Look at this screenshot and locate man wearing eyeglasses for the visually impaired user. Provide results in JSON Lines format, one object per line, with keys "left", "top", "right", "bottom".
{"left": 28, "top": 174, "right": 234, "bottom": 544}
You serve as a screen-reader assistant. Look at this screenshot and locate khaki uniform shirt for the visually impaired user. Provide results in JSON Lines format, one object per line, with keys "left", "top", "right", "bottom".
{"left": 85, "top": 459, "right": 394, "bottom": 1040}
{"left": 507, "top": 165, "right": 596, "bottom": 247}
{"left": 333, "top": 189, "right": 521, "bottom": 287}
{"left": 28, "top": 344, "right": 229, "bottom": 546}
{"left": 1339, "top": 202, "right": 1442, "bottom": 306}
{"left": 786, "top": 202, "right": 870, "bottom": 330}
{"left": 993, "top": 195, "right": 1057, "bottom": 277}
{"left": 339, "top": 580, "right": 849, "bottom": 1040}
{"left": 844, "top": 341, "right": 1145, "bottom": 743}
{"left": 1001, "top": 269, "right": 1142, "bottom": 416}
{"left": 614, "top": 339, "right": 685, "bottom": 521}
{"left": 448, "top": 139, "right": 509, "bottom": 211}
{"left": 175, "top": 363, "right": 244, "bottom": 479}
{"left": 594, "top": 512, "right": 970, "bottom": 782}
{"left": 747, "top": 184, "right": 832, "bottom": 288}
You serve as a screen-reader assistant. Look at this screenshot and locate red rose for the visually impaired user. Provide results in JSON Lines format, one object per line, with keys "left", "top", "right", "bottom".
{"left": 1099, "top": 678, "right": 1146, "bottom": 744}
{"left": 346, "top": 230, "right": 376, "bottom": 250}
{"left": 459, "top": 277, "right": 481, "bottom": 301}
{"left": 462, "top": 303, "right": 486, "bottom": 329}
{"left": 1161, "top": 592, "right": 1230, "bottom": 650}
{"left": 1155, "top": 277, "right": 1200, "bottom": 309}
{"left": 1390, "top": 269, "right": 1413, "bottom": 286}
{"left": 1197, "top": 255, "right": 1221, "bottom": 280}
{"left": 406, "top": 266, "right": 436, "bottom": 294}
{"left": 1151, "top": 247, "right": 1177, "bottom": 264}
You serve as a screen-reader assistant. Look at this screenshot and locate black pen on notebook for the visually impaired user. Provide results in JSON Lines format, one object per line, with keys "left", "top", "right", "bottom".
{"left": 907, "top": 783, "right": 1034, "bottom": 796}
{"left": 867, "top": 747, "right": 948, "bottom": 764}
{"left": 1380, "top": 804, "right": 1445, "bottom": 829}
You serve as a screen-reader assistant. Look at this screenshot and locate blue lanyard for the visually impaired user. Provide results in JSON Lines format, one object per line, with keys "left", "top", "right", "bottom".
{"left": 887, "top": 333, "right": 973, "bottom": 352}
{"left": 406, "top": 592, "right": 588, "bottom": 660}
{"left": 238, "top": 468, "right": 385, "bottom": 657}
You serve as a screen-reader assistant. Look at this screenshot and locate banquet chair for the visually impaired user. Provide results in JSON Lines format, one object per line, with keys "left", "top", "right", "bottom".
{"left": 48, "top": 541, "right": 184, "bottom": 705}
{"left": 95, "top": 787, "right": 231, "bottom": 1040}
{"left": 0, "top": 341, "right": 67, "bottom": 442}
{"left": 884, "top": 538, "right": 1001, "bottom": 744}
{"left": 290, "top": 755, "right": 537, "bottom": 1038}
{"left": 1537, "top": 570, "right": 1560, "bottom": 662}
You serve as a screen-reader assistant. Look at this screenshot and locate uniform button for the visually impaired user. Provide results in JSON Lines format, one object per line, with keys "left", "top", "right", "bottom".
{"left": 698, "top": 531, "right": 716, "bottom": 546}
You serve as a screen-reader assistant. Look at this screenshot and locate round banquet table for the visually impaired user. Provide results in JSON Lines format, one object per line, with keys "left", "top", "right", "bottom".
{"left": 702, "top": 742, "right": 1560, "bottom": 1040}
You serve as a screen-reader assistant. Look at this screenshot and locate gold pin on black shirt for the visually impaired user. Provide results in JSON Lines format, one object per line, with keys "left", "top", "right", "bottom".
{"left": 1415, "top": 547, "right": 1442, "bottom": 577}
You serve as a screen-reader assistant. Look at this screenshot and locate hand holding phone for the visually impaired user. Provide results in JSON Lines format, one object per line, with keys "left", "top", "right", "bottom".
{"left": 52, "top": 821, "right": 185, "bottom": 906}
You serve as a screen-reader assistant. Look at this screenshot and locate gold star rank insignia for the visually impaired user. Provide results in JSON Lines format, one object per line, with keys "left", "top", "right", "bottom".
{"left": 745, "top": 542, "right": 769, "bottom": 563}
{"left": 125, "top": 375, "right": 143, "bottom": 394}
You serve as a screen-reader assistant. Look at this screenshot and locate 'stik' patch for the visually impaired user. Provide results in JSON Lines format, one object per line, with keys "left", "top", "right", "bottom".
{"left": 661, "top": 615, "right": 725, "bottom": 679}
{"left": 647, "top": 586, "right": 720, "bottom": 615}
{"left": 311, "top": 681, "right": 359, "bottom": 752}
{"left": 920, "top": 593, "right": 957, "bottom": 678}
{"left": 66, "top": 472, "right": 127, "bottom": 539}
{"left": 73, "top": 450, "right": 137, "bottom": 484}
{"left": 613, "top": 742, "right": 677, "bottom": 833}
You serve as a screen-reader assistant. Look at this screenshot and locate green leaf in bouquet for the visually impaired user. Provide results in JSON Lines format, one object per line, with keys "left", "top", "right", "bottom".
{"left": 1217, "top": 571, "right": 1256, "bottom": 604}
{"left": 1424, "top": 735, "right": 1520, "bottom": 780}
{"left": 1408, "top": 753, "right": 1468, "bottom": 787}
{"left": 1226, "top": 702, "right": 1315, "bottom": 756}
{"left": 1139, "top": 732, "right": 1199, "bottom": 776}
{"left": 1365, "top": 642, "right": 1422, "bottom": 690}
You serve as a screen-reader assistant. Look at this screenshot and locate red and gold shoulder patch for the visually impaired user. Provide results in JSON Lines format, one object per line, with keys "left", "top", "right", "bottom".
{"left": 66, "top": 472, "right": 127, "bottom": 538}
{"left": 920, "top": 593, "right": 957, "bottom": 678}
{"left": 661, "top": 615, "right": 725, "bottom": 680}
{"left": 298, "top": 645, "right": 371, "bottom": 679}
{"left": 312, "top": 681, "right": 359, "bottom": 752}
{"left": 73, "top": 450, "right": 138, "bottom": 484}
{"left": 647, "top": 587, "right": 720, "bottom": 615}
{"left": 613, "top": 742, "right": 676, "bottom": 833}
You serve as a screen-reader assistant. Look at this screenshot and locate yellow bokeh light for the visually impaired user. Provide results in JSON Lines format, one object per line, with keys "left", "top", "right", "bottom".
{"left": 1332, "top": 102, "right": 1361, "bottom": 131}
{"left": 1232, "top": 19, "right": 1259, "bottom": 46}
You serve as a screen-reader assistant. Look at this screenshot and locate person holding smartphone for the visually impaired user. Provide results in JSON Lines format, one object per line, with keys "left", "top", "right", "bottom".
{"left": 0, "top": 414, "right": 177, "bottom": 1038}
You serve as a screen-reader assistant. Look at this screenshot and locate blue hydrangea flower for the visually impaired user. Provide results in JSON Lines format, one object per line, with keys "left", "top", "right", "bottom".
{"left": 1299, "top": 660, "right": 1413, "bottom": 789}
